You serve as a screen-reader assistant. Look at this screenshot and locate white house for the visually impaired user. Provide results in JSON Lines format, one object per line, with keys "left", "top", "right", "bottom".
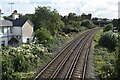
{"left": 0, "top": 20, "right": 13, "bottom": 46}
{"left": 0, "top": 10, "right": 34, "bottom": 47}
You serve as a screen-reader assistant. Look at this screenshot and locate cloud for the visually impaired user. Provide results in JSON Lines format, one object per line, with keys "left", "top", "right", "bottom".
{"left": 0, "top": 0, "right": 35, "bottom": 15}
{"left": 50, "top": 0, "right": 119, "bottom": 18}
{"left": 0, "top": 0, "right": 119, "bottom": 18}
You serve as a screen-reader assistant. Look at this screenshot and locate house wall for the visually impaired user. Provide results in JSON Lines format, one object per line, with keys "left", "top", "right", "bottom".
{"left": 0, "top": 26, "right": 23, "bottom": 47}
{"left": 22, "top": 21, "right": 33, "bottom": 43}
{"left": 12, "top": 26, "right": 22, "bottom": 45}
{"left": 12, "top": 27, "right": 22, "bottom": 35}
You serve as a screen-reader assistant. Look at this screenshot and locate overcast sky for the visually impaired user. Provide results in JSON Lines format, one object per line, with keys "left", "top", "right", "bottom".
{"left": 0, "top": 0, "right": 120, "bottom": 19}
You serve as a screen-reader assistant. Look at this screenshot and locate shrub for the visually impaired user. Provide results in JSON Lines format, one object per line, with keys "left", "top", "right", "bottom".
{"left": 2, "top": 43, "right": 53, "bottom": 79}
{"left": 99, "top": 31, "right": 118, "bottom": 51}
{"left": 81, "top": 19, "right": 94, "bottom": 29}
{"left": 35, "top": 28, "right": 53, "bottom": 45}
{"left": 62, "top": 25, "right": 79, "bottom": 34}
{"left": 116, "top": 35, "right": 120, "bottom": 79}
{"left": 103, "top": 24, "right": 113, "bottom": 32}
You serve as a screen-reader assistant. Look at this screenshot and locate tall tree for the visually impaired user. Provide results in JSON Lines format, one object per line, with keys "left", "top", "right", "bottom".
{"left": 32, "top": 6, "right": 64, "bottom": 35}
{"left": 118, "top": 19, "right": 120, "bottom": 32}
{"left": 68, "top": 13, "right": 77, "bottom": 21}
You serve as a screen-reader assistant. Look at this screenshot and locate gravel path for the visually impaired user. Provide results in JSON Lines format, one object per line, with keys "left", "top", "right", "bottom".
{"left": 85, "top": 41, "right": 97, "bottom": 80}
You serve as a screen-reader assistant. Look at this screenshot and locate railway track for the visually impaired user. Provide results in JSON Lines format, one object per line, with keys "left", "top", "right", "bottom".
{"left": 34, "top": 28, "right": 100, "bottom": 80}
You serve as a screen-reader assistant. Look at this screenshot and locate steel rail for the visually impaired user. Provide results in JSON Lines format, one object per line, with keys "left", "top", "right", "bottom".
{"left": 34, "top": 28, "right": 100, "bottom": 80}
{"left": 34, "top": 31, "right": 90, "bottom": 80}
{"left": 50, "top": 31, "right": 93, "bottom": 80}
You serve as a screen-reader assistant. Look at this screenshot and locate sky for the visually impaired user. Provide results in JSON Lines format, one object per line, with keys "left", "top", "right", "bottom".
{"left": 0, "top": 0, "right": 120, "bottom": 19}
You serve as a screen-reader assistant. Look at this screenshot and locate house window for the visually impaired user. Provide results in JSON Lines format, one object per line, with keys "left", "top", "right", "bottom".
{"left": 2, "top": 27, "right": 4, "bottom": 33}
{"left": 0, "top": 27, "right": 4, "bottom": 33}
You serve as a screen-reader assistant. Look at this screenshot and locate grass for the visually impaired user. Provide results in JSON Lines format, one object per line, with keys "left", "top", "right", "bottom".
{"left": 93, "top": 29, "right": 117, "bottom": 79}
{"left": 93, "top": 29, "right": 103, "bottom": 46}
{"left": 49, "top": 30, "right": 88, "bottom": 54}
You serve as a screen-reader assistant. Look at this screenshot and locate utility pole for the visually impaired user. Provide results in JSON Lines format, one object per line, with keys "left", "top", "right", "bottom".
{"left": 9, "top": 3, "right": 14, "bottom": 14}
{"left": 0, "top": 9, "right": 3, "bottom": 20}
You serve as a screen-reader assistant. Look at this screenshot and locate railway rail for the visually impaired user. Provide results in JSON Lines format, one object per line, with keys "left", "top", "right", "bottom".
{"left": 34, "top": 28, "right": 100, "bottom": 80}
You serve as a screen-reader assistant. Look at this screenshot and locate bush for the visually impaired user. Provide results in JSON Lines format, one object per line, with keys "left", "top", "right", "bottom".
{"left": 99, "top": 31, "right": 118, "bottom": 51}
{"left": 93, "top": 30, "right": 116, "bottom": 79}
{"left": 116, "top": 35, "right": 120, "bottom": 79}
{"left": 35, "top": 28, "right": 53, "bottom": 45}
{"left": 2, "top": 43, "right": 53, "bottom": 79}
{"left": 81, "top": 19, "right": 94, "bottom": 29}
{"left": 103, "top": 24, "right": 113, "bottom": 32}
{"left": 62, "top": 25, "right": 79, "bottom": 34}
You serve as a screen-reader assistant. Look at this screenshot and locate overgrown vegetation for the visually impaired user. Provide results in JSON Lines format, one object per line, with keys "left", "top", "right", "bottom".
{"left": 35, "top": 28, "right": 53, "bottom": 46}
{"left": 32, "top": 6, "right": 64, "bottom": 35}
{"left": 112, "top": 19, "right": 120, "bottom": 32}
{"left": 93, "top": 29, "right": 118, "bottom": 79}
{"left": 116, "top": 34, "right": 120, "bottom": 79}
{"left": 2, "top": 6, "right": 97, "bottom": 79}
{"left": 2, "top": 43, "right": 53, "bottom": 79}
{"left": 103, "top": 24, "right": 113, "bottom": 32}
{"left": 99, "top": 31, "right": 118, "bottom": 51}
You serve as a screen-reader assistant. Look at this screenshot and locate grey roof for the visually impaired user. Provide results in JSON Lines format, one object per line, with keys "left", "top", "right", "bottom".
{"left": 12, "top": 19, "right": 27, "bottom": 27}
{"left": 0, "top": 18, "right": 34, "bottom": 27}
{"left": 0, "top": 20, "right": 13, "bottom": 26}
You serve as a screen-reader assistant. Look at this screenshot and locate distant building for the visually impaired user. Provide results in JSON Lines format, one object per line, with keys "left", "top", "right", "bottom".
{"left": 92, "top": 19, "right": 111, "bottom": 27}
{"left": 0, "top": 10, "right": 34, "bottom": 47}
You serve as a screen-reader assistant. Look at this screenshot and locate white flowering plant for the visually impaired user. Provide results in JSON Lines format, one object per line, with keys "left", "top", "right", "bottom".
{"left": 2, "top": 43, "right": 53, "bottom": 79}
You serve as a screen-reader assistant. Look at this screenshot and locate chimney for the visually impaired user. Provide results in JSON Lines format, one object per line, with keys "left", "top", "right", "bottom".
{"left": 12, "top": 10, "right": 19, "bottom": 20}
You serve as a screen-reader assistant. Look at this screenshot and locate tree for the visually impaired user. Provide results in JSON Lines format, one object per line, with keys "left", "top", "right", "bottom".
{"left": 81, "top": 19, "right": 93, "bottom": 29}
{"left": 118, "top": 19, "right": 120, "bottom": 32}
{"left": 3, "top": 15, "right": 12, "bottom": 20}
{"left": 35, "top": 28, "right": 53, "bottom": 45}
{"left": 112, "top": 19, "right": 120, "bottom": 32}
{"left": 99, "top": 31, "right": 118, "bottom": 51}
{"left": 112, "top": 19, "right": 118, "bottom": 27}
{"left": 92, "top": 17, "right": 98, "bottom": 20}
{"left": 61, "top": 16, "right": 68, "bottom": 25}
{"left": 116, "top": 35, "right": 120, "bottom": 79}
{"left": 68, "top": 13, "right": 77, "bottom": 21}
{"left": 81, "top": 13, "right": 92, "bottom": 20}
{"left": 87, "top": 14, "right": 92, "bottom": 20}
{"left": 19, "top": 14, "right": 33, "bottom": 20}
{"left": 32, "top": 6, "right": 64, "bottom": 35}
{"left": 103, "top": 24, "right": 113, "bottom": 32}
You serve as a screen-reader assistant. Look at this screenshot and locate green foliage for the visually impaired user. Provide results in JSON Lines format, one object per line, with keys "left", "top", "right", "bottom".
{"left": 61, "top": 13, "right": 94, "bottom": 34}
{"left": 81, "top": 13, "right": 92, "bottom": 20}
{"left": 33, "top": 6, "right": 64, "bottom": 35}
{"left": 12, "top": 72, "right": 35, "bottom": 79}
{"left": 35, "top": 28, "right": 53, "bottom": 45}
{"left": 99, "top": 31, "right": 118, "bottom": 51}
{"left": 20, "top": 13, "right": 33, "bottom": 20}
{"left": 94, "top": 48, "right": 116, "bottom": 79}
{"left": 116, "top": 35, "right": 120, "bottom": 79}
{"left": 2, "top": 43, "right": 53, "bottom": 79}
{"left": 112, "top": 19, "right": 120, "bottom": 32}
{"left": 67, "top": 13, "right": 81, "bottom": 21}
{"left": 93, "top": 30, "right": 117, "bottom": 79}
{"left": 81, "top": 19, "right": 94, "bottom": 29}
{"left": 62, "top": 25, "right": 79, "bottom": 34}
{"left": 103, "top": 24, "right": 113, "bottom": 32}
